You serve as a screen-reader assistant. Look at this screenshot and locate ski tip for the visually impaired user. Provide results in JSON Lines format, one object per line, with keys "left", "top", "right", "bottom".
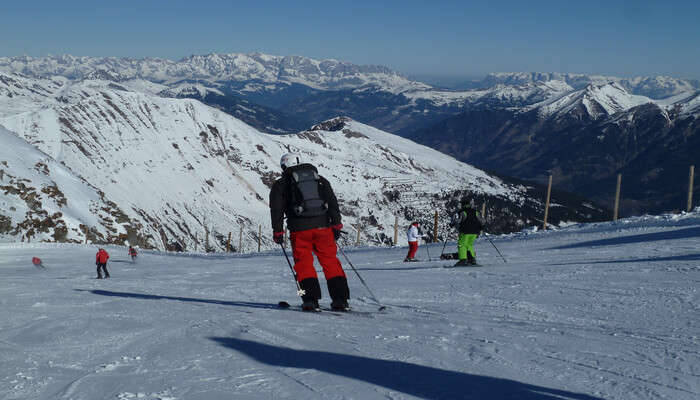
{"left": 278, "top": 301, "right": 291, "bottom": 308}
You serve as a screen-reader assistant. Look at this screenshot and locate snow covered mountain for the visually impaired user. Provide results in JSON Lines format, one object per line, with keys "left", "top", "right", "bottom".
{"left": 0, "top": 125, "right": 134, "bottom": 244}
{"left": 410, "top": 82, "right": 700, "bottom": 215}
{"left": 0, "top": 53, "right": 422, "bottom": 93}
{"left": 3, "top": 52, "right": 695, "bottom": 220}
{"left": 0, "top": 72, "right": 603, "bottom": 249}
{"left": 532, "top": 82, "right": 654, "bottom": 120}
{"left": 473, "top": 72, "right": 700, "bottom": 99}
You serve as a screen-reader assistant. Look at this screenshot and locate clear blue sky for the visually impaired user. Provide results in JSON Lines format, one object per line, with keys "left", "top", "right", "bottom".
{"left": 2, "top": 0, "right": 699, "bottom": 79}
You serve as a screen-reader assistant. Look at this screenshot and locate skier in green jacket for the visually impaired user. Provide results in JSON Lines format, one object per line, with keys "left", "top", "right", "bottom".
{"left": 454, "top": 198, "right": 485, "bottom": 266}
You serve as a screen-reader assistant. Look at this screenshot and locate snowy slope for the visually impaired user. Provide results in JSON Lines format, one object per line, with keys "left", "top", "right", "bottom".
{"left": 0, "top": 126, "right": 130, "bottom": 244}
{"left": 0, "top": 75, "right": 530, "bottom": 250}
{"left": 0, "top": 211, "right": 698, "bottom": 399}
{"left": 532, "top": 82, "right": 654, "bottom": 120}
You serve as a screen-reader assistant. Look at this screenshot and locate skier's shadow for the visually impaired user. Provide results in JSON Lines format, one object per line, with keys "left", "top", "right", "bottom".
{"left": 210, "top": 337, "right": 602, "bottom": 400}
{"left": 76, "top": 289, "right": 280, "bottom": 310}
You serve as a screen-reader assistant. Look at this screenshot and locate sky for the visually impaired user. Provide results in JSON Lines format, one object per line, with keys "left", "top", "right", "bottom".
{"left": 2, "top": 0, "right": 699, "bottom": 79}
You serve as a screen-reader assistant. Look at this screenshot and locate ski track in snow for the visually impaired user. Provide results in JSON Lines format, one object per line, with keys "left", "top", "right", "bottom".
{"left": 1, "top": 214, "right": 699, "bottom": 399}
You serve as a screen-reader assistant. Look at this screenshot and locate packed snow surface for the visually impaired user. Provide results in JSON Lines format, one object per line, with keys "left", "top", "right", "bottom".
{"left": 1, "top": 212, "right": 699, "bottom": 399}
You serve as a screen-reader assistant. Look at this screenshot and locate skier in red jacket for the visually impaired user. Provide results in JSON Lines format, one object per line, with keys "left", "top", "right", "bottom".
{"left": 269, "top": 153, "right": 349, "bottom": 311}
{"left": 95, "top": 248, "right": 110, "bottom": 279}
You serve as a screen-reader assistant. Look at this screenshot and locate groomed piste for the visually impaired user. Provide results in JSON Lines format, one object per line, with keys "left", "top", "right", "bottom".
{"left": 1, "top": 211, "right": 699, "bottom": 399}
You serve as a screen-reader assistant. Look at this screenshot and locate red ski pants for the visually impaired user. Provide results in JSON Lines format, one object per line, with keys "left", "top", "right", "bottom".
{"left": 406, "top": 241, "right": 418, "bottom": 259}
{"left": 290, "top": 227, "right": 346, "bottom": 282}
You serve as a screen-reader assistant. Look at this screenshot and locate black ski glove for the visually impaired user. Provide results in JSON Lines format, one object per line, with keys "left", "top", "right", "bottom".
{"left": 331, "top": 224, "right": 343, "bottom": 241}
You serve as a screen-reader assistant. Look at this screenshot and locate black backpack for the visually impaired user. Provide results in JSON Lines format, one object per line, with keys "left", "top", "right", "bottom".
{"left": 287, "top": 165, "right": 328, "bottom": 217}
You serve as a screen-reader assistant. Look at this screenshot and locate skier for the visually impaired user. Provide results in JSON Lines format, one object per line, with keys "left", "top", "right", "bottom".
{"left": 128, "top": 246, "right": 138, "bottom": 262}
{"left": 269, "top": 153, "right": 350, "bottom": 311}
{"left": 454, "top": 198, "right": 485, "bottom": 266}
{"left": 32, "top": 257, "right": 44, "bottom": 268}
{"left": 404, "top": 222, "right": 422, "bottom": 262}
{"left": 95, "top": 248, "right": 110, "bottom": 279}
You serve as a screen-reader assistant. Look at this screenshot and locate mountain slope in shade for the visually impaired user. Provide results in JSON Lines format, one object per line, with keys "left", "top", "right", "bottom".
{"left": 410, "top": 82, "right": 700, "bottom": 215}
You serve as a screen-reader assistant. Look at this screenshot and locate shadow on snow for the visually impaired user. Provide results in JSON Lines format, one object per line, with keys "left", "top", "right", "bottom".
{"left": 209, "top": 337, "right": 602, "bottom": 400}
{"left": 551, "top": 253, "right": 700, "bottom": 266}
{"left": 76, "top": 289, "right": 280, "bottom": 310}
{"left": 549, "top": 226, "right": 700, "bottom": 250}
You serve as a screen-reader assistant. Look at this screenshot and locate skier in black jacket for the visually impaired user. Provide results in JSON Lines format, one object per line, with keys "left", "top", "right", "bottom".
{"left": 269, "top": 153, "right": 350, "bottom": 311}
{"left": 454, "top": 198, "right": 485, "bottom": 266}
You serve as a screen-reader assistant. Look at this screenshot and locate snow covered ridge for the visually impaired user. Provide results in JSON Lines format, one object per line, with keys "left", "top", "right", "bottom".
{"left": 481, "top": 72, "right": 700, "bottom": 99}
{"left": 526, "top": 81, "right": 700, "bottom": 120}
{"left": 0, "top": 53, "right": 421, "bottom": 92}
{"left": 4, "top": 53, "right": 698, "bottom": 109}
{"left": 0, "top": 76, "right": 547, "bottom": 250}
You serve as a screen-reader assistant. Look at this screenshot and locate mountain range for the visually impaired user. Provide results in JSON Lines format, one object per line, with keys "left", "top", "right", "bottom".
{"left": 1, "top": 52, "right": 696, "bottom": 248}
{"left": 0, "top": 69, "right": 605, "bottom": 249}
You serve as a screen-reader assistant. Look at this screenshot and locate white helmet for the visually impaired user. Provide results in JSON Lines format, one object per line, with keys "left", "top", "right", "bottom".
{"left": 280, "top": 153, "right": 301, "bottom": 170}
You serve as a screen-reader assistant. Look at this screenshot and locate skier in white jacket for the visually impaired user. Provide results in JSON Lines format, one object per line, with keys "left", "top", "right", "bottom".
{"left": 404, "top": 222, "right": 422, "bottom": 262}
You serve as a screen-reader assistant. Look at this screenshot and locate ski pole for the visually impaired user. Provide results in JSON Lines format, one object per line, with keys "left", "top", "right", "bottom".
{"left": 484, "top": 234, "right": 507, "bottom": 264}
{"left": 337, "top": 244, "right": 386, "bottom": 311}
{"left": 280, "top": 243, "right": 306, "bottom": 297}
{"left": 440, "top": 238, "right": 448, "bottom": 257}
{"left": 424, "top": 239, "right": 431, "bottom": 261}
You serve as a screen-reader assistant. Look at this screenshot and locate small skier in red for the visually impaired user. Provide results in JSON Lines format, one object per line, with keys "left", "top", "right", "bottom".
{"left": 128, "top": 246, "right": 138, "bottom": 262}
{"left": 404, "top": 222, "right": 422, "bottom": 262}
{"left": 95, "top": 248, "right": 110, "bottom": 279}
{"left": 32, "top": 257, "right": 44, "bottom": 268}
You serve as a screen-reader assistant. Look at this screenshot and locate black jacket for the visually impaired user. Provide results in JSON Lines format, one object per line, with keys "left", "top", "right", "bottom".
{"left": 269, "top": 163, "right": 341, "bottom": 233}
{"left": 458, "top": 207, "right": 484, "bottom": 234}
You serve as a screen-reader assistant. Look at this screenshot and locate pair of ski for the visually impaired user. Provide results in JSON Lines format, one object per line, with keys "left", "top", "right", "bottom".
{"left": 443, "top": 263, "right": 483, "bottom": 269}
{"left": 276, "top": 301, "right": 375, "bottom": 317}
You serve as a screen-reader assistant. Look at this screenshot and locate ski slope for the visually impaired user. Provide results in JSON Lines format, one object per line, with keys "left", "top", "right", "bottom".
{"left": 1, "top": 212, "right": 698, "bottom": 400}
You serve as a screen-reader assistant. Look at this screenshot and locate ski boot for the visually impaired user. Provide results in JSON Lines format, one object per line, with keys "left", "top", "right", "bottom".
{"left": 453, "top": 259, "right": 470, "bottom": 267}
{"left": 330, "top": 299, "right": 350, "bottom": 311}
{"left": 299, "top": 278, "right": 322, "bottom": 312}
{"left": 328, "top": 276, "right": 350, "bottom": 311}
{"left": 301, "top": 299, "right": 320, "bottom": 312}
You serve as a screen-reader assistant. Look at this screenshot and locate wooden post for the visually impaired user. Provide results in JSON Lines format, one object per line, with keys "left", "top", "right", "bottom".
{"left": 613, "top": 173, "right": 622, "bottom": 221}
{"left": 194, "top": 232, "right": 198, "bottom": 252}
{"left": 238, "top": 226, "right": 243, "bottom": 253}
{"left": 688, "top": 165, "right": 695, "bottom": 212}
{"left": 481, "top": 202, "right": 486, "bottom": 218}
{"left": 205, "top": 226, "right": 210, "bottom": 252}
{"left": 393, "top": 216, "right": 399, "bottom": 246}
{"left": 355, "top": 224, "right": 361, "bottom": 246}
{"left": 257, "top": 225, "right": 262, "bottom": 252}
{"left": 226, "top": 232, "right": 231, "bottom": 253}
{"left": 543, "top": 175, "right": 553, "bottom": 230}
{"left": 433, "top": 211, "right": 438, "bottom": 242}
